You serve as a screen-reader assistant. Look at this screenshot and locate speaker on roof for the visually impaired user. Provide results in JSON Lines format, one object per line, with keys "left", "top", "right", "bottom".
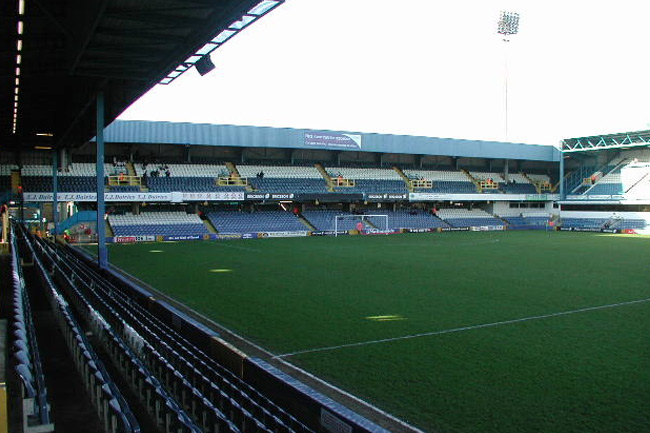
{"left": 195, "top": 56, "right": 216, "bottom": 76}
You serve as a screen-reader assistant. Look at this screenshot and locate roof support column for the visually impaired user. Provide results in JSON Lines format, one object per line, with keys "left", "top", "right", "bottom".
{"left": 96, "top": 91, "right": 108, "bottom": 269}
{"left": 559, "top": 152, "right": 565, "bottom": 199}
{"left": 52, "top": 150, "right": 58, "bottom": 235}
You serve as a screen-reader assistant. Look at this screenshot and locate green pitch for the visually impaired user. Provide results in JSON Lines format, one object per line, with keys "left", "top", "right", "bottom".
{"left": 97, "top": 231, "right": 650, "bottom": 433}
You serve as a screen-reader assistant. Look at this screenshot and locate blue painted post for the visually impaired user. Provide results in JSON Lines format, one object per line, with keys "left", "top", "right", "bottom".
{"left": 96, "top": 91, "right": 108, "bottom": 269}
{"left": 52, "top": 151, "right": 58, "bottom": 235}
{"left": 559, "top": 152, "right": 565, "bottom": 200}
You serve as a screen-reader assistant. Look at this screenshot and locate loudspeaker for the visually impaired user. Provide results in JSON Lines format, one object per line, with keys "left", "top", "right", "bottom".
{"left": 195, "top": 56, "right": 215, "bottom": 76}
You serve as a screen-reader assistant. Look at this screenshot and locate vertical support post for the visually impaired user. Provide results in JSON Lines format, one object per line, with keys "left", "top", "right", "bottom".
{"left": 559, "top": 151, "right": 565, "bottom": 200}
{"left": 96, "top": 91, "right": 108, "bottom": 269}
{"left": 52, "top": 151, "right": 58, "bottom": 235}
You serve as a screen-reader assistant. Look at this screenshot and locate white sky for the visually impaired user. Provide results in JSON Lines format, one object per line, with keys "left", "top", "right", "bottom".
{"left": 118, "top": 0, "right": 650, "bottom": 147}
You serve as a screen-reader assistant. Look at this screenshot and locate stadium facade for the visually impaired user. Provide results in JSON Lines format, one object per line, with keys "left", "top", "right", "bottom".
{"left": 4, "top": 120, "right": 650, "bottom": 242}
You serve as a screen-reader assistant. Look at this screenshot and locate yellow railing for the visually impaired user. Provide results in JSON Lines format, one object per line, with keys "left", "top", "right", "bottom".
{"left": 410, "top": 179, "right": 433, "bottom": 189}
{"left": 218, "top": 176, "right": 248, "bottom": 186}
{"left": 333, "top": 178, "right": 355, "bottom": 187}
{"left": 479, "top": 180, "right": 499, "bottom": 189}
{"left": 107, "top": 175, "right": 141, "bottom": 186}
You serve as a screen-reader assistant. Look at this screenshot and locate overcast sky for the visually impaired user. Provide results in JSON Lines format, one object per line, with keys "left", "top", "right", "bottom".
{"left": 118, "top": 0, "right": 650, "bottom": 147}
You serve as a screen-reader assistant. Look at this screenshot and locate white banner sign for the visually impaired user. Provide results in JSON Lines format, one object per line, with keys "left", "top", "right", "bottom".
{"left": 409, "top": 193, "right": 559, "bottom": 202}
{"left": 23, "top": 191, "right": 245, "bottom": 202}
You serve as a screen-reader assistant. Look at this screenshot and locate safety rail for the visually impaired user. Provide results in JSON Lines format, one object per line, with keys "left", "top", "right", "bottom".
{"left": 218, "top": 177, "right": 249, "bottom": 187}
{"left": 479, "top": 180, "right": 499, "bottom": 190}
{"left": 409, "top": 179, "right": 433, "bottom": 189}
{"left": 108, "top": 175, "right": 141, "bottom": 186}
{"left": 10, "top": 227, "right": 54, "bottom": 433}
{"left": 20, "top": 226, "right": 142, "bottom": 433}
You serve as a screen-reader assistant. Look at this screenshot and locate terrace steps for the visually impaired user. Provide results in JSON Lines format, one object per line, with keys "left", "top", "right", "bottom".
{"left": 105, "top": 220, "right": 113, "bottom": 237}
{"left": 392, "top": 166, "right": 413, "bottom": 192}
{"left": 126, "top": 162, "right": 137, "bottom": 177}
{"left": 202, "top": 217, "right": 218, "bottom": 234}
{"left": 461, "top": 169, "right": 481, "bottom": 192}
{"left": 11, "top": 169, "right": 21, "bottom": 193}
{"left": 227, "top": 162, "right": 254, "bottom": 191}
{"left": 314, "top": 163, "right": 335, "bottom": 191}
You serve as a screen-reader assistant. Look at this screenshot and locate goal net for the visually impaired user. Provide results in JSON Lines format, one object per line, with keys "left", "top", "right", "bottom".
{"left": 333, "top": 214, "right": 389, "bottom": 237}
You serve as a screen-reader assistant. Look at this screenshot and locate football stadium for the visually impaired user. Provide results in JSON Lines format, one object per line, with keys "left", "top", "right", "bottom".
{"left": 1, "top": 2, "right": 650, "bottom": 433}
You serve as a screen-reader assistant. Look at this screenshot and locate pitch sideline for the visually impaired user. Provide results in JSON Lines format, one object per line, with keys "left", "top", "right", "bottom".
{"left": 274, "top": 296, "right": 650, "bottom": 359}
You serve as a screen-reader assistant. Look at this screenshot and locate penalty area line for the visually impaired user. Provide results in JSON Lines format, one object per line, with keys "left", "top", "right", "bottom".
{"left": 274, "top": 296, "right": 650, "bottom": 359}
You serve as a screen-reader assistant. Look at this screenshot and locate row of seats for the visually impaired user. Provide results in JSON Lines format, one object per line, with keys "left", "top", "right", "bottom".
{"left": 102, "top": 209, "right": 562, "bottom": 235}
{"left": 10, "top": 231, "right": 53, "bottom": 432}
{"left": 23, "top": 229, "right": 139, "bottom": 433}
{"left": 33, "top": 232, "right": 315, "bottom": 433}
{"left": 208, "top": 211, "right": 307, "bottom": 233}
{"left": 109, "top": 212, "right": 210, "bottom": 237}
{"left": 560, "top": 217, "right": 647, "bottom": 230}
{"left": 4, "top": 163, "right": 555, "bottom": 195}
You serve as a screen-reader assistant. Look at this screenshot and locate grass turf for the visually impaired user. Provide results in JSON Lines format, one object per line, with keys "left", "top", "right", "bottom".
{"left": 93, "top": 231, "right": 650, "bottom": 433}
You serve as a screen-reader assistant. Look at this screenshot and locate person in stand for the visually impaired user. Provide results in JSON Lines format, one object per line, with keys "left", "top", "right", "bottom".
{"left": 356, "top": 221, "right": 364, "bottom": 233}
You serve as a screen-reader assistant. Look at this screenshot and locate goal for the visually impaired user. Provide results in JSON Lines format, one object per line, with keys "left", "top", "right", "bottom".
{"left": 333, "top": 214, "right": 389, "bottom": 237}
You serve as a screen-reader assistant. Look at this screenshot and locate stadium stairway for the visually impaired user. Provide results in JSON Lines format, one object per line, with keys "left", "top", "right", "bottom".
{"left": 227, "top": 162, "right": 254, "bottom": 191}
{"left": 625, "top": 172, "right": 649, "bottom": 193}
{"left": 314, "top": 163, "right": 335, "bottom": 192}
{"left": 522, "top": 173, "right": 543, "bottom": 194}
{"left": 11, "top": 169, "right": 21, "bottom": 194}
{"left": 125, "top": 162, "right": 136, "bottom": 177}
{"left": 460, "top": 169, "right": 481, "bottom": 192}
{"left": 105, "top": 220, "right": 114, "bottom": 237}
{"left": 392, "top": 167, "right": 413, "bottom": 192}
{"left": 298, "top": 216, "right": 316, "bottom": 231}
{"left": 202, "top": 217, "right": 218, "bottom": 234}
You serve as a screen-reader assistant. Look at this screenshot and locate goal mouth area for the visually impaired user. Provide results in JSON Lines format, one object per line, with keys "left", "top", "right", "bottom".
{"left": 333, "top": 214, "right": 389, "bottom": 236}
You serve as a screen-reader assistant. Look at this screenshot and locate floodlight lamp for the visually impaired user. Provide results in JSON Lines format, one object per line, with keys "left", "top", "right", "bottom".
{"left": 497, "top": 11, "right": 520, "bottom": 38}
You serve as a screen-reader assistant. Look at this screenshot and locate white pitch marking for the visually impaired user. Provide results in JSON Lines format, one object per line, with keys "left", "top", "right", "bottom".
{"left": 274, "top": 296, "right": 650, "bottom": 359}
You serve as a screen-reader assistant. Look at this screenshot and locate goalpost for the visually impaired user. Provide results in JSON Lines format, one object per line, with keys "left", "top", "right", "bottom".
{"left": 333, "top": 214, "right": 389, "bottom": 237}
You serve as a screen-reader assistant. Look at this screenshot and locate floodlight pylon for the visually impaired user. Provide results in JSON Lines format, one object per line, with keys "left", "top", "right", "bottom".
{"left": 497, "top": 11, "right": 520, "bottom": 141}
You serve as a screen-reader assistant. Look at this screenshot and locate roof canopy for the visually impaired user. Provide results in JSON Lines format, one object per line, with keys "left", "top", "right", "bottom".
{"left": 1, "top": 0, "right": 283, "bottom": 150}
{"left": 104, "top": 120, "right": 561, "bottom": 162}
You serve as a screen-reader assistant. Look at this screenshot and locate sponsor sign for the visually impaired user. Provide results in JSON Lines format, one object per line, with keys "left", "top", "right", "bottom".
{"left": 260, "top": 231, "right": 310, "bottom": 238}
{"left": 106, "top": 192, "right": 171, "bottom": 202}
{"left": 310, "top": 230, "right": 349, "bottom": 236}
{"left": 244, "top": 193, "right": 296, "bottom": 201}
{"left": 439, "top": 227, "right": 470, "bottom": 232}
{"left": 214, "top": 233, "right": 242, "bottom": 240}
{"left": 405, "top": 228, "right": 435, "bottom": 233}
{"left": 111, "top": 235, "right": 155, "bottom": 243}
{"left": 304, "top": 132, "right": 362, "bottom": 149}
{"left": 23, "top": 191, "right": 245, "bottom": 202}
{"left": 470, "top": 225, "right": 505, "bottom": 232}
{"left": 181, "top": 192, "right": 245, "bottom": 201}
{"left": 114, "top": 236, "right": 136, "bottom": 243}
{"left": 163, "top": 235, "right": 202, "bottom": 241}
{"left": 361, "top": 229, "right": 399, "bottom": 235}
{"left": 559, "top": 227, "right": 619, "bottom": 233}
{"left": 241, "top": 233, "right": 259, "bottom": 239}
{"left": 365, "top": 193, "right": 409, "bottom": 201}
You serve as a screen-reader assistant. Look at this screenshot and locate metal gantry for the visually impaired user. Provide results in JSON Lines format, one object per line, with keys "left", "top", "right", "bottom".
{"left": 562, "top": 130, "right": 650, "bottom": 153}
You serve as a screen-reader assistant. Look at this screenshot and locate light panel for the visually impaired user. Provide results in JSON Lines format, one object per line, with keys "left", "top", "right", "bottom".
{"left": 160, "top": 0, "right": 285, "bottom": 85}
